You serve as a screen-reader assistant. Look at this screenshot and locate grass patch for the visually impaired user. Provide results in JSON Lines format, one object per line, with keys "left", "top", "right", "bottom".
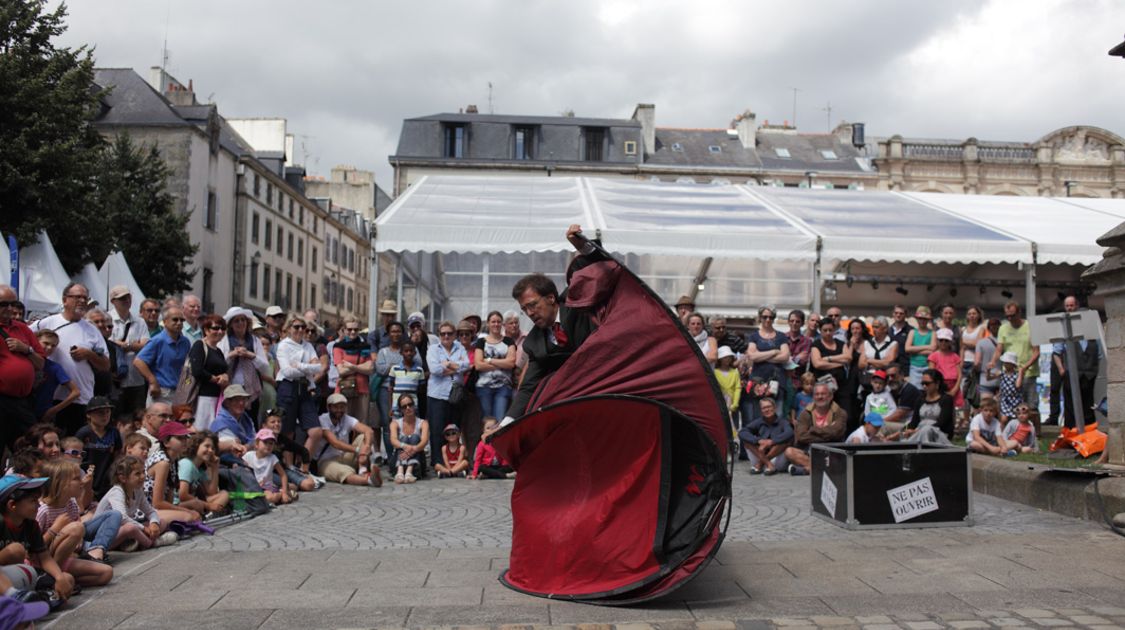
{"left": 955, "top": 436, "right": 1103, "bottom": 470}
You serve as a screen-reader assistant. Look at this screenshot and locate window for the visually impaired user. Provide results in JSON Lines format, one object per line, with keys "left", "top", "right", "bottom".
{"left": 296, "top": 278, "right": 303, "bottom": 311}
{"left": 513, "top": 126, "right": 535, "bottom": 160}
{"left": 277, "top": 192, "right": 283, "bottom": 212}
{"left": 583, "top": 127, "right": 606, "bottom": 161}
{"left": 249, "top": 260, "right": 259, "bottom": 298}
{"left": 264, "top": 219, "right": 273, "bottom": 249}
{"left": 286, "top": 274, "right": 293, "bottom": 309}
{"left": 253, "top": 174, "right": 261, "bottom": 196}
{"left": 266, "top": 184, "right": 273, "bottom": 205}
{"left": 251, "top": 212, "right": 260, "bottom": 244}
{"left": 347, "top": 287, "right": 353, "bottom": 311}
{"left": 624, "top": 140, "right": 637, "bottom": 155}
{"left": 289, "top": 198, "right": 294, "bottom": 218}
{"left": 202, "top": 269, "right": 214, "bottom": 313}
{"left": 276, "top": 226, "right": 283, "bottom": 254}
{"left": 310, "top": 283, "right": 316, "bottom": 309}
{"left": 204, "top": 191, "right": 217, "bottom": 230}
{"left": 819, "top": 149, "right": 838, "bottom": 160}
{"left": 299, "top": 206, "right": 304, "bottom": 226}
{"left": 313, "top": 216, "right": 318, "bottom": 233}
{"left": 443, "top": 123, "right": 466, "bottom": 158}
{"left": 312, "top": 246, "right": 318, "bottom": 272}
{"left": 297, "top": 240, "right": 304, "bottom": 266}
{"left": 348, "top": 248, "right": 355, "bottom": 272}
{"left": 708, "top": 145, "right": 722, "bottom": 153}
{"left": 774, "top": 148, "right": 791, "bottom": 158}
{"left": 262, "top": 265, "right": 271, "bottom": 303}
{"left": 274, "top": 269, "right": 282, "bottom": 304}
{"left": 287, "top": 233, "right": 294, "bottom": 261}
{"left": 671, "top": 143, "right": 684, "bottom": 152}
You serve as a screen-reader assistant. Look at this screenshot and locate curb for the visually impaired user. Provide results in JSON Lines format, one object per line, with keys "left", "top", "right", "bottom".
{"left": 971, "top": 455, "right": 1125, "bottom": 523}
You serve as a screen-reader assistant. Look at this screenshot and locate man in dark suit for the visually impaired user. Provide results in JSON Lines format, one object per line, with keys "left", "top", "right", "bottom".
{"left": 503, "top": 225, "right": 609, "bottom": 423}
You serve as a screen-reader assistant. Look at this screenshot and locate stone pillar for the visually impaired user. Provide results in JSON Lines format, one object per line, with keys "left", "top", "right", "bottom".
{"left": 1084, "top": 222, "right": 1125, "bottom": 467}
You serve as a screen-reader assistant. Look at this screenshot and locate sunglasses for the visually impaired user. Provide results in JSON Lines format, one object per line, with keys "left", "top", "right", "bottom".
{"left": 264, "top": 408, "right": 286, "bottom": 418}
{"left": 439, "top": 331, "right": 454, "bottom": 337}
{"left": 63, "top": 449, "right": 84, "bottom": 457}
{"left": 0, "top": 301, "right": 18, "bottom": 308}
{"left": 207, "top": 325, "right": 225, "bottom": 331}
{"left": 65, "top": 294, "right": 89, "bottom": 300}
{"left": 760, "top": 315, "right": 775, "bottom": 320}
{"left": 921, "top": 380, "right": 936, "bottom": 386}
{"left": 291, "top": 324, "right": 306, "bottom": 330}
{"left": 345, "top": 327, "right": 359, "bottom": 332}
{"left": 399, "top": 402, "right": 415, "bottom": 409}
{"left": 168, "top": 317, "right": 185, "bottom": 323}
{"left": 143, "top": 308, "right": 159, "bottom": 313}
{"left": 444, "top": 430, "right": 459, "bottom": 436}
{"left": 458, "top": 331, "right": 472, "bottom": 336}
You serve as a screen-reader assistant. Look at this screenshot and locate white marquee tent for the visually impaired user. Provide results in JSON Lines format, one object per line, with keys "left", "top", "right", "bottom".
{"left": 0, "top": 233, "right": 10, "bottom": 289}
{"left": 72, "top": 262, "right": 110, "bottom": 311}
{"left": 98, "top": 251, "right": 145, "bottom": 316}
{"left": 372, "top": 175, "right": 1125, "bottom": 322}
{"left": 17, "top": 231, "right": 71, "bottom": 315}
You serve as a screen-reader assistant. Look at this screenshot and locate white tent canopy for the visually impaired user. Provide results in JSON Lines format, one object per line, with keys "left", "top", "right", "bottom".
{"left": 18, "top": 231, "right": 71, "bottom": 314}
{"left": 373, "top": 175, "right": 1123, "bottom": 320}
{"left": 98, "top": 251, "right": 145, "bottom": 316}
{"left": 72, "top": 262, "right": 110, "bottom": 311}
{"left": 0, "top": 233, "right": 10, "bottom": 289}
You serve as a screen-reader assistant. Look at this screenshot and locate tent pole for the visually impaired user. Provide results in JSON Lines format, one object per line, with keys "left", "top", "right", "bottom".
{"left": 395, "top": 257, "right": 404, "bottom": 321}
{"left": 1025, "top": 262, "right": 1036, "bottom": 318}
{"left": 482, "top": 254, "right": 490, "bottom": 317}
{"left": 812, "top": 238, "right": 823, "bottom": 315}
{"left": 369, "top": 249, "right": 380, "bottom": 331}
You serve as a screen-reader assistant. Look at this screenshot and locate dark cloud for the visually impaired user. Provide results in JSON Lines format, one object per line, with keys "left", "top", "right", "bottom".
{"left": 56, "top": 0, "right": 1125, "bottom": 188}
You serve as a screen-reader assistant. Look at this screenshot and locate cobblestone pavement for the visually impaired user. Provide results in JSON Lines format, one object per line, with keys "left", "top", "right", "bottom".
{"left": 43, "top": 464, "right": 1125, "bottom": 629}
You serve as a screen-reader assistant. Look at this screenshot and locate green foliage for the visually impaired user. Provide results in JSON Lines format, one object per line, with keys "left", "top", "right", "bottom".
{"left": 94, "top": 133, "right": 198, "bottom": 297}
{"left": 0, "top": 0, "right": 109, "bottom": 272}
{"left": 0, "top": 1, "right": 196, "bottom": 297}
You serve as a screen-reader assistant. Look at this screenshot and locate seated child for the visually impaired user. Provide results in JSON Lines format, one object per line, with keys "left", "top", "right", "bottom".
{"left": 967, "top": 398, "right": 1017, "bottom": 457}
{"left": 58, "top": 437, "right": 94, "bottom": 512}
{"left": 32, "top": 330, "right": 79, "bottom": 424}
{"left": 179, "top": 432, "right": 232, "bottom": 515}
{"left": 7, "top": 449, "right": 45, "bottom": 479}
{"left": 35, "top": 460, "right": 116, "bottom": 585}
{"left": 1003, "top": 403, "right": 1039, "bottom": 454}
{"left": 791, "top": 372, "right": 815, "bottom": 426}
{"left": 242, "top": 429, "right": 292, "bottom": 505}
{"left": 0, "top": 476, "right": 77, "bottom": 605}
{"left": 847, "top": 412, "right": 886, "bottom": 444}
{"left": 75, "top": 397, "right": 122, "bottom": 500}
{"left": 863, "top": 370, "right": 897, "bottom": 419}
{"left": 434, "top": 425, "right": 469, "bottom": 479}
{"left": 145, "top": 423, "right": 202, "bottom": 525}
{"left": 94, "top": 456, "right": 175, "bottom": 550}
{"left": 122, "top": 433, "right": 151, "bottom": 462}
{"left": 470, "top": 418, "right": 514, "bottom": 480}
{"left": 262, "top": 412, "right": 319, "bottom": 491}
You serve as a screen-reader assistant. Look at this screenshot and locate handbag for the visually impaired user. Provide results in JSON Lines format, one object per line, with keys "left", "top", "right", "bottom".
{"left": 339, "top": 374, "right": 358, "bottom": 397}
{"left": 172, "top": 358, "right": 200, "bottom": 408}
{"left": 448, "top": 377, "right": 465, "bottom": 405}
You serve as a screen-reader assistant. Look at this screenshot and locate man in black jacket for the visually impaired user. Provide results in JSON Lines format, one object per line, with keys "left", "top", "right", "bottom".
{"left": 503, "top": 225, "right": 609, "bottom": 422}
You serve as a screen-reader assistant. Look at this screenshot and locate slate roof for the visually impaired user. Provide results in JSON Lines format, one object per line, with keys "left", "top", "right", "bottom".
{"left": 648, "top": 128, "right": 872, "bottom": 174}
{"left": 407, "top": 112, "right": 639, "bottom": 128}
{"left": 755, "top": 131, "right": 872, "bottom": 173}
{"left": 93, "top": 68, "right": 188, "bottom": 126}
{"left": 648, "top": 128, "right": 762, "bottom": 169}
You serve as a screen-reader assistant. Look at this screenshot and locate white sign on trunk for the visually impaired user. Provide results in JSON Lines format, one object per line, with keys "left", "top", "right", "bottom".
{"left": 820, "top": 475, "right": 838, "bottom": 517}
{"left": 886, "top": 477, "right": 939, "bottom": 523}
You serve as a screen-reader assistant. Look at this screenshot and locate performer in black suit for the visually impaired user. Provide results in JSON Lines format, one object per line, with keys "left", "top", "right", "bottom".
{"left": 503, "top": 224, "right": 610, "bottom": 422}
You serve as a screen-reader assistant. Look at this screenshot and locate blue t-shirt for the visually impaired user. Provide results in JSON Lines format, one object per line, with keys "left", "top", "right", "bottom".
{"left": 76, "top": 425, "right": 122, "bottom": 499}
{"left": 34, "top": 359, "right": 71, "bottom": 418}
{"left": 135, "top": 331, "right": 191, "bottom": 388}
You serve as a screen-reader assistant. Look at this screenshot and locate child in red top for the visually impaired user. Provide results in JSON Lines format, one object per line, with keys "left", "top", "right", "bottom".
{"left": 470, "top": 418, "right": 514, "bottom": 480}
{"left": 435, "top": 425, "right": 469, "bottom": 479}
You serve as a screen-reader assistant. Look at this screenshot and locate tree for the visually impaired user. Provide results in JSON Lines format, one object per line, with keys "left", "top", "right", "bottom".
{"left": 0, "top": 0, "right": 110, "bottom": 272}
{"left": 93, "top": 133, "right": 197, "bottom": 297}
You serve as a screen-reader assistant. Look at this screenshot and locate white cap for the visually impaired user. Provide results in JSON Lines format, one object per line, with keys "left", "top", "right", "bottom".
{"left": 716, "top": 346, "right": 735, "bottom": 361}
{"left": 1000, "top": 351, "right": 1019, "bottom": 365}
{"left": 265, "top": 305, "right": 284, "bottom": 317}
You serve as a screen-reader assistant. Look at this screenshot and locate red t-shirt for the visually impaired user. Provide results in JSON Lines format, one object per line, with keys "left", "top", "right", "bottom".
{"left": 0, "top": 319, "right": 46, "bottom": 397}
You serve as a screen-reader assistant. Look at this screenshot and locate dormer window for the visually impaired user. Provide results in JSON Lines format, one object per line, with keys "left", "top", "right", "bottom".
{"left": 820, "top": 149, "right": 838, "bottom": 160}
{"left": 513, "top": 125, "right": 535, "bottom": 160}
{"left": 774, "top": 148, "right": 791, "bottom": 158}
{"left": 443, "top": 123, "right": 466, "bottom": 158}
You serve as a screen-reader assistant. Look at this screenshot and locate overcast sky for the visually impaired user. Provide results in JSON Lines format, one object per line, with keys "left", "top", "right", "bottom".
{"left": 56, "top": 0, "right": 1125, "bottom": 189}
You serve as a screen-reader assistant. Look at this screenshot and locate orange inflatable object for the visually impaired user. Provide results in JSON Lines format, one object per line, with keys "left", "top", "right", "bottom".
{"left": 1049, "top": 422, "right": 1107, "bottom": 458}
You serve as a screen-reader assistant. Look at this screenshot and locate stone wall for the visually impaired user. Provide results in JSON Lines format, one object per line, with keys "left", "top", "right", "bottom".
{"left": 1084, "top": 221, "right": 1125, "bottom": 466}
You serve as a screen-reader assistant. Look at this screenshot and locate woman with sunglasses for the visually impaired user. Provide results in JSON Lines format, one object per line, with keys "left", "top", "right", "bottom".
{"left": 388, "top": 393, "right": 429, "bottom": 483}
{"left": 218, "top": 307, "right": 271, "bottom": 422}
{"left": 426, "top": 321, "right": 469, "bottom": 469}
{"left": 890, "top": 368, "right": 954, "bottom": 444}
{"left": 905, "top": 306, "right": 936, "bottom": 388}
{"left": 742, "top": 306, "right": 790, "bottom": 384}
{"left": 187, "top": 314, "right": 230, "bottom": 431}
{"left": 337, "top": 316, "right": 377, "bottom": 424}
{"left": 276, "top": 317, "right": 325, "bottom": 453}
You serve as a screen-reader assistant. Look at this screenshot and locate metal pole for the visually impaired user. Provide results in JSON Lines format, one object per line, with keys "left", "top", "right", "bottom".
{"left": 1061, "top": 312, "right": 1087, "bottom": 432}
{"left": 1025, "top": 263, "right": 1036, "bottom": 318}
{"left": 482, "top": 254, "right": 490, "bottom": 317}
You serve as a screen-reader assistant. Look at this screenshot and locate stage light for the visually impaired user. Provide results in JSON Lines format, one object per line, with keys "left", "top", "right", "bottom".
{"left": 1001, "top": 290, "right": 1013, "bottom": 299}
{"left": 895, "top": 283, "right": 908, "bottom": 296}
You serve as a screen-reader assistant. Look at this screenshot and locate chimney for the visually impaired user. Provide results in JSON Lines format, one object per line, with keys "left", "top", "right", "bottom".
{"left": 465, "top": 104, "right": 479, "bottom": 114}
{"left": 733, "top": 109, "right": 757, "bottom": 149}
{"left": 631, "top": 103, "right": 656, "bottom": 157}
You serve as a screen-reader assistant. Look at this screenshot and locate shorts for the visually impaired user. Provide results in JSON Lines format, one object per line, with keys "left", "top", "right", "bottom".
{"left": 319, "top": 455, "right": 359, "bottom": 483}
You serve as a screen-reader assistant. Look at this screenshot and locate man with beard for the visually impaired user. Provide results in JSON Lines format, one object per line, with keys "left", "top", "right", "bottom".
{"left": 315, "top": 393, "right": 379, "bottom": 486}
{"left": 784, "top": 382, "right": 846, "bottom": 476}
{"left": 881, "top": 364, "right": 921, "bottom": 435}
{"left": 31, "top": 283, "right": 110, "bottom": 436}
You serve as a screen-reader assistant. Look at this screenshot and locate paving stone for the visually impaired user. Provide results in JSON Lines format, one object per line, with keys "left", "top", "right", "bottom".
{"left": 773, "top": 620, "right": 811, "bottom": 626}
{"left": 549, "top": 601, "right": 695, "bottom": 625}
{"left": 694, "top": 622, "right": 738, "bottom": 630}
{"left": 811, "top": 616, "right": 858, "bottom": 626}
{"left": 1068, "top": 616, "right": 1111, "bottom": 625}
{"left": 112, "top": 609, "right": 273, "bottom": 629}
{"left": 1014, "top": 610, "right": 1057, "bottom": 619}
{"left": 1086, "top": 626, "right": 1125, "bottom": 630}
{"left": 259, "top": 606, "right": 412, "bottom": 629}
{"left": 1030, "top": 619, "right": 1074, "bottom": 627}
{"left": 988, "top": 618, "right": 1028, "bottom": 627}
{"left": 406, "top": 604, "right": 550, "bottom": 626}
{"left": 861, "top": 625, "right": 902, "bottom": 630}
{"left": 935, "top": 613, "right": 978, "bottom": 622}
{"left": 1090, "top": 608, "right": 1125, "bottom": 616}
{"left": 904, "top": 622, "right": 943, "bottom": 630}
{"left": 1055, "top": 610, "right": 1091, "bottom": 617}
{"left": 690, "top": 597, "right": 835, "bottom": 620}
{"left": 856, "top": 617, "right": 894, "bottom": 625}
{"left": 949, "top": 622, "right": 991, "bottom": 629}
{"left": 734, "top": 621, "right": 774, "bottom": 630}
{"left": 893, "top": 614, "right": 932, "bottom": 622}
{"left": 822, "top": 594, "right": 967, "bottom": 616}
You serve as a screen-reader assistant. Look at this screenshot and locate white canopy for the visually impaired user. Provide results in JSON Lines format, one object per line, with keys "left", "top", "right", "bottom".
{"left": 0, "top": 233, "right": 10, "bottom": 289}
{"left": 98, "top": 251, "right": 145, "bottom": 316}
{"left": 72, "top": 262, "right": 110, "bottom": 311}
{"left": 374, "top": 175, "right": 1124, "bottom": 317}
{"left": 18, "top": 231, "right": 71, "bottom": 314}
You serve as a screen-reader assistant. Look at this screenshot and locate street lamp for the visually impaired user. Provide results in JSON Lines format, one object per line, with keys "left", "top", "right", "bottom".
{"left": 1064, "top": 180, "right": 1077, "bottom": 197}
{"left": 805, "top": 170, "right": 818, "bottom": 188}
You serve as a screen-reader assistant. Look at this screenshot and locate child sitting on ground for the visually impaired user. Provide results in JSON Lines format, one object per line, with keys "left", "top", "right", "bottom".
{"left": 7, "top": 449, "right": 45, "bottom": 479}
{"left": 179, "top": 432, "right": 232, "bottom": 515}
{"left": 94, "top": 456, "right": 175, "bottom": 551}
{"left": 863, "top": 370, "right": 897, "bottom": 419}
{"left": 713, "top": 347, "right": 741, "bottom": 420}
{"left": 470, "top": 418, "right": 515, "bottom": 480}
{"left": 967, "top": 398, "right": 1017, "bottom": 457}
{"left": 123, "top": 433, "right": 150, "bottom": 461}
{"left": 1003, "top": 403, "right": 1040, "bottom": 454}
{"left": 791, "top": 372, "right": 815, "bottom": 425}
{"left": 997, "top": 352, "right": 1024, "bottom": 423}
{"left": 242, "top": 429, "right": 292, "bottom": 505}
{"left": 35, "top": 460, "right": 117, "bottom": 584}
{"left": 59, "top": 438, "right": 94, "bottom": 510}
{"left": 32, "top": 330, "right": 79, "bottom": 425}
{"left": 434, "top": 425, "right": 469, "bottom": 478}
{"left": 262, "top": 412, "right": 320, "bottom": 491}
{"left": 75, "top": 397, "right": 122, "bottom": 500}
{"left": 0, "top": 476, "right": 77, "bottom": 605}
{"left": 847, "top": 412, "right": 886, "bottom": 444}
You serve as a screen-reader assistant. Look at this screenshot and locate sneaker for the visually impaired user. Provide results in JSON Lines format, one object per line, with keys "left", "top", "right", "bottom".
{"left": 11, "top": 589, "right": 45, "bottom": 605}
{"left": 749, "top": 466, "right": 763, "bottom": 475}
{"left": 505, "top": 471, "right": 517, "bottom": 479}
{"left": 404, "top": 472, "right": 417, "bottom": 484}
{"left": 436, "top": 471, "right": 447, "bottom": 479}
{"left": 788, "top": 464, "right": 809, "bottom": 476}
{"left": 394, "top": 472, "right": 405, "bottom": 484}
{"left": 763, "top": 468, "right": 778, "bottom": 476}
{"left": 358, "top": 466, "right": 369, "bottom": 477}
{"left": 310, "top": 474, "right": 327, "bottom": 487}
{"left": 460, "top": 471, "right": 468, "bottom": 478}
{"left": 154, "top": 531, "right": 179, "bottom": 547}
{"left": 367, "top": 470, "right": 383, "bottom": 487}
{"left": 118, "top": 539, "right": 140, "bottom": 553}
{"left": 1004, "top": 449, "right": 1018, "bottom": 457}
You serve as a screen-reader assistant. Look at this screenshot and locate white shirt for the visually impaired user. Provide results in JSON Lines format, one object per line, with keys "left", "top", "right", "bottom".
{"left": 846, "top": 426, "right": 871, "bottom": 444}
{"left": 968, "top": 414, "right": 1001, "bottom": 444}
{"left": 241, "top": 451, "right": 279, "bottom": 486}
{"left": 317, "top": 412, "right": 359, "bottom": 464}
{"left": 110, "top": 309, "right": 149, "bottom": 387}
{"left": 31, "top": 314, "right": 107, "bottom": 405}
{"left": 275, "top": 337, "right": 321, "bottom": 390}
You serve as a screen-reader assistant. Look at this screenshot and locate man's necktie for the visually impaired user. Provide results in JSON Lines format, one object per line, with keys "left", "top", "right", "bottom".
{"left": 552, "top": 322, "right": 568, "bottom": 348}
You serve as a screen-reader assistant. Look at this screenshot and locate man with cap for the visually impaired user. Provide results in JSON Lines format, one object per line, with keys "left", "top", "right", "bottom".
{"left": 263, "top": 305, "right": 286, "bottom": 349}
{"left": 133, "top": 305, "right": 190, "bottom": 406}
{"left": 367, "top": 299, "right": 398, "bottom": 355}
{"left": 0, "top": 284, "right": 45, "bottom": 450}
{"left": 108, "top": 285, "right": 149, "bottom": 416}
{"left": 674, "top": 295, "right": 695, "bottom": 325}
{"left": 181, "top": 295, "right": 204, "bottom": 343}
{"left": 31, "top": 282, "right": 110, "bottom": 437}
{"left": 75, "top": 396, "right": 122, "bottom": 498}
{"left": 315, "top": 393, "right": 380, "bottom": 486}
{"left": 847, "top": 411, "right": 885, "bottom": 444}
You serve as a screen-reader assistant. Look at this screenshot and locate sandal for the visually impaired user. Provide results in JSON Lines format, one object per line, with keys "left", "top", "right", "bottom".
{"left": 749, "top": 466, "right": 763, "bottom": 475}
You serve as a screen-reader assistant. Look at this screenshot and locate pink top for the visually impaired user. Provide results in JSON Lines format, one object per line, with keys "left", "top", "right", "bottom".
{"left": 36, "top": 498, "right": 81, "bottom": 533}
{"left": 471, "top": 441, "right": 509, "bottom": 477}
{"left": 928, "top": 350, "right": 963, "bottom": 406}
